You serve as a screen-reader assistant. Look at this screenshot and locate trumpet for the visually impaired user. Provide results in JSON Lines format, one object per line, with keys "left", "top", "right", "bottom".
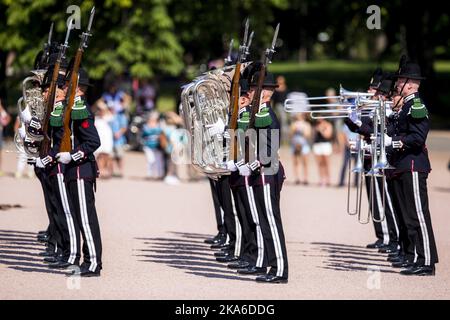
{"left": 284, "top": 85, "right": 376, "bottom": 113}
{"left": 348, "top": 97, "right": 395, "bottom": 225}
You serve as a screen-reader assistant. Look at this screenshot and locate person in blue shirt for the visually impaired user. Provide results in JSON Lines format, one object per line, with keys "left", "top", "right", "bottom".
{"left": 141, "top": 111, "right": 164, "bottom": 179}
{"left": 109, "top": 107, "right": 128, "bottom": 178}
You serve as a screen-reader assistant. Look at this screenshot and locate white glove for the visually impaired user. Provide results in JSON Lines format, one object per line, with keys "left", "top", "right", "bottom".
{"left": 18, "top": 126, "right": 26, "bottom": 139}
{"left": 226, "top": 160, "right": 237, "bottom": 172}
{"left": 348, "top": 139, "right": 357, "bottom": 151}
{"left": 348, "top": 110, "right": 362, "bottom": 127}
{"left": 248, "top": 160, "right": 261, "bottom": 171}
{"left": 35, "top": 156, "right": 52, "bottom": 168}
{"left": 392, "top": 139, "right": 403, "bottom": 149}
{"left": 206, "top": 118, "right": 225, "bottom": 136}
{"left": 56, "top": 152, "right": 72, "bottom": 164}
{"left": 384, "top": 134, "right": 392, "bottom": 147}
{"left": 20, "top": 105, "right": 32, "bottom": 124}
{"left": 385, "top": 106, "right": 393, "bottom": 117}
{"left": 237, "top": 163, "right": 251, "bottom": 177}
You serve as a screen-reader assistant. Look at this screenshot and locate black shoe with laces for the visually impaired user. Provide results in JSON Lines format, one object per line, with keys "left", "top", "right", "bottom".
{"left": 255, "top": 274, "right": 288, "bottom": 284}
{"left": 366, "top": 239, "right": 385, "bottom": 249}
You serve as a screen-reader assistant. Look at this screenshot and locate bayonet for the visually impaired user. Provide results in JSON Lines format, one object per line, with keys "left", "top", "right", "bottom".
{"left": 80, "top": 6, "right": 96, "bottom": 49}
{"left": 47, "top": 22, "right": 54, "bottom": 46}
{"left": 245, "top": 31, "right": 254, "bottom": 58}
{"left": 265, "top": 23, "right": 280, "bottom": 65}
{"left": 225, "top": 39, "right": 234, "bottom": 66}
{"left": 87, "top": 6, "right": 95, "bottom": 32}
{"left": 243, "top": 18, "right": 249, "bottom": 47}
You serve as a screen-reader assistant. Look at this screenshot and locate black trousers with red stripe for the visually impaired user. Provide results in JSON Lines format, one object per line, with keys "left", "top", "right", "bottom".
{"left": 67, "top": 178, "right": 102, "bottom": 272}
{"left": 391, "top": 172, "right": 438, "bottom": 266}
{"left": 252, "top": 179, "right": 288, "bottom": 278}
{"left": 49, "top": 173, "right": 81, "bottom": 264}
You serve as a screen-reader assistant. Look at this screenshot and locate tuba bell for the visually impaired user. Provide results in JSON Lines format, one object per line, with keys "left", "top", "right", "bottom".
{"left": 15, "top": 69, "right": 47, "bottom": 157}
{"left": 180, "top": 67, "right": 233, "bottom": 179}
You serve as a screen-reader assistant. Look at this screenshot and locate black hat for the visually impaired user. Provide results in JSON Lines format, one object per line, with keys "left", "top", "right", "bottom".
{"left": 65, "top": 58, "right": 92, "bottom": 87}
{"left": 33, "top": 50, "right": 45, "bottom": 70}
{"left": 46, "top": 53, "right": 69, "bottom": 69}
{"left": 369, "top": 67, "right": 383, "bottom": 89}
{"left": 242, "top": 61, "right": 262, "bottom": 83}
{"left": 377, "top": 72, "right": 394, "bottom": 95}
{"left": 249, "top": 70, "right": 279, "bottom": 88}
{"left": 393, "top": 55, "right": 425, "bottom": 80}
{"left": 239, "top": 78, "right": 249, "bottom": 94}
{"left": 34, "top": 43, "right": 64, "bottom": 70}
{"left": 65, "top": 67, "right": 92, "bottom": 87}
{"left": 41, "top": 65, "right": 67, "bottom": 89}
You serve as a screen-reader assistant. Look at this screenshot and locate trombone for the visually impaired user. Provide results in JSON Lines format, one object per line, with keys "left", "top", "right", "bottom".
{"left": 285, "top": 86, "right": 395, "bottom": 225}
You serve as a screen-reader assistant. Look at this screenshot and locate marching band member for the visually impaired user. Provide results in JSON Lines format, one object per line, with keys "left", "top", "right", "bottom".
{"left": 387, "top": 58, "right": 438, "bottom": 276}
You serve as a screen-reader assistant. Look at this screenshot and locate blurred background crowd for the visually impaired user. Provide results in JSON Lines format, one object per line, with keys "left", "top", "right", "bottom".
{"left": 1, "top": 1, "right": 449, "bottom": 184}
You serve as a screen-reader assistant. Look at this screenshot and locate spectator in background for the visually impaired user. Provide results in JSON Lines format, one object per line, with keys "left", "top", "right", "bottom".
{"left": 161, "top": 111, "right": 184, "bottom": 185}
{"left": 109, "top": 102, "right": 128, "bottom": 178}
{"left": 272, "top": 75, "right": 289, "bottom": 143}
{"left": 312, "top": 119, "right": 334, "bottom": 187}
{"left": 94, "top": 99, "right": 114, "bottom": 179}
{"left": 338, "top": 122, "right": 359, "bottom": 187}
{"left": 0, "top": 100, "right": 11, "bottom": 177}
{"left": 102, "top": 82, "right": 130, "bottom": 114}
{"left": 290, "top": 113, "right": 312, "bottom": 185}
{"left": 136, "top": 79, "right": 158, "bottom": 115}
{"left": 142, "top": 111, "right": 164, "bottom": 180}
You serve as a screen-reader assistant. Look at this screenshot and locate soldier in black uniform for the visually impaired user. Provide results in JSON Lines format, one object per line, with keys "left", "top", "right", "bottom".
{"left": 387, "top": 58, "right": 438, "bottom": 276}
{"left": 54, "top": 66, "right": 103, "bottom": 277}
{"left": 35, "top": 55, "right": 81, "bottom": 269}
{"left": 26, "top": 48, "right": 64, "bottom": 256}
{"left": 225, "top": 78, "right": 267, "bottom": 275}
{"left": 239, "top": 70, "right": 288, "bottom": 283}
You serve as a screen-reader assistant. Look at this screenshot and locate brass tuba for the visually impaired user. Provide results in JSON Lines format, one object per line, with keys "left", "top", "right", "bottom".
{"left": 180, "top": 67, "right": 233, "bottom": 179}
{"left": 15, "top": 69, "right": 47, "bottom": 157}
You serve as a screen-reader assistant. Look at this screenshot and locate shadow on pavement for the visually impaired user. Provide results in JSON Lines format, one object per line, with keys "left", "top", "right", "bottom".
{"left": 0, "top": 230, "right": 65, "bottom": 275}
{"left": 134, "top": 234, "right": 255, "bottom": 282}
{"left": 310, "top": 242, "right": 398, "bottom": 274}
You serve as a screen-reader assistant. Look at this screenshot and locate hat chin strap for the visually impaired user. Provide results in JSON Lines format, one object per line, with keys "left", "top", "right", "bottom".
{"left": 394, "top": 79, "right": 409, "bottom": 110}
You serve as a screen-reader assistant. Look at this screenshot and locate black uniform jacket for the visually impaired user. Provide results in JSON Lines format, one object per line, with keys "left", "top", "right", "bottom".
{"left": 64, "top": 106, "right": 101, "bottom": 181}
{"left": 391, "top": 93, "right": 431, "bottom": 174}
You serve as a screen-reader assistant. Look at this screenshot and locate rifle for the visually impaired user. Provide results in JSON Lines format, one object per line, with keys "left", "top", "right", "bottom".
{"left": 39, "top": 22, "right": 54, "bottom": 68}
{"left": 39, "top": 19, "right": 73, "bottom": 157}
{"left": 245, "top": 24, "right": 279, "bottom": 164}
{"left": 228, "top": 19, "right": 254, "bottom": 160}
{"left": 248, "top": 23, "right": 279, "bottom": 130}
{"left": 60, "top": 7, "right": 95, "bottom": 152}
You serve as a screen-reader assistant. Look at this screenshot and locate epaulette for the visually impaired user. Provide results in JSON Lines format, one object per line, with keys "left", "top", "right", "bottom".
{"left": 409, "top": 97, "right": 428, "bottom": 119}
{"left": 49, "top": 101, "right": 64, "bottom": 127}
{"left": 237, "top": 111, "right": 250, "bottom": 130}
{"left": 71, "top": 96, "right": 90, "bottom": 120}
{"left": 254, "top": 107, "right": 272, "bottom": 128}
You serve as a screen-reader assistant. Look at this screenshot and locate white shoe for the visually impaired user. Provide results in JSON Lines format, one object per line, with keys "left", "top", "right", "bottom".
{"left": 164, "top": 175, "right": 180, "bottom": 185}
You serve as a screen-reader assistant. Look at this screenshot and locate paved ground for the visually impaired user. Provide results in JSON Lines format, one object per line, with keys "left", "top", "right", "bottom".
{"left": 1, "top": 131, "right": 449, "bottom": 300}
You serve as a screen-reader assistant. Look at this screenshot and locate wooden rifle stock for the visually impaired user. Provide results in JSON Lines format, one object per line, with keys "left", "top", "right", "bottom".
{"left": 39, "top": 60, "right": 60, "bottom": 157}
{"left": 60, "top": 50, "right": 83, "bottom": 152}
{"left": 228, "top": 63, "right": 242, "bottom": 160}
{"left": 245, "top": 64, "right": 266, "bottom": 163}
